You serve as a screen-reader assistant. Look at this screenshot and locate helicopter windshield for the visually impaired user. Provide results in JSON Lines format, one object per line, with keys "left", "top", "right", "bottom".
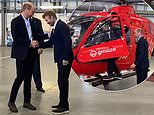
{"left": 84, "top": 16, "right": 122, "bottom": 47}
{"left": 68, "top": 16, "right": 96, "bottom": 48}
{"left": 69, "top": 0, "right": 115, "bottom": 21}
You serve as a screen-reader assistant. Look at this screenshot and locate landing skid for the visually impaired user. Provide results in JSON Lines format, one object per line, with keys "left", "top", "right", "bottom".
{"left": 84, "top": 72, "right": 136, "bottom": 90}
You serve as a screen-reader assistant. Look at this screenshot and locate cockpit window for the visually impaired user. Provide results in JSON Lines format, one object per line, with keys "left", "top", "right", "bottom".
{"left": 124, "top": 26, "right": 131, "bottom": 44}
{"left": 68, "top": 16, "right": 95, "bottom": 48}
{"left": 84, "top": 16, "right": 122, "bottom": 47}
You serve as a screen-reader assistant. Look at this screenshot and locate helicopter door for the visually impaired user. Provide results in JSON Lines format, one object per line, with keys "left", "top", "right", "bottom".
{"left": 76, "top": 16, "right": 129, "bottom": 63}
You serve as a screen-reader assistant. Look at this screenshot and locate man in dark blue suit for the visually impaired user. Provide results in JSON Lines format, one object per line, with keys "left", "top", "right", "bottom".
{"left": 130, "top": 28, "right": 149, "bottom": 84}
{"left": 41, "top": 11, "right": 74, "bottom": 114}
{"left": 31, "top": 17, "right": 45, "bottom": 92}
{"left": 8, "top": 2, "right": 39, "bottom": 113}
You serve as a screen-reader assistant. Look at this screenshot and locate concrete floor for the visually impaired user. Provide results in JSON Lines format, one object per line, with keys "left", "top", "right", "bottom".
{"left": 0, "top": 46, "right": 154, "bottom": 115}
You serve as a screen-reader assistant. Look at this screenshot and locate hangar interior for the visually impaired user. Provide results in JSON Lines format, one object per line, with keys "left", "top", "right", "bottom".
{"left": 0, "top": 0, "right": 154, "bottom": 115}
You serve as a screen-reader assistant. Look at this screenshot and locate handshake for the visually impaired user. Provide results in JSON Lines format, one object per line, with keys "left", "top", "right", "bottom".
{"left": 31, "top": 40, "right": 39, "bottom": 48}
{"left": 31, "top": 40, "right": 43, "bottom": 55}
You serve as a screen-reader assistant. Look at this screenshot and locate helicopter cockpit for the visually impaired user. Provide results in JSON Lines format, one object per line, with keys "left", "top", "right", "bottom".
{"left": 68, "top": 16, "right": 96, "bottom": 48}
{"left": 84, "top": 16, "right": 122, "bottom": 47}
{"left": 68, "top": 15, "right": 123, "bottom": 49}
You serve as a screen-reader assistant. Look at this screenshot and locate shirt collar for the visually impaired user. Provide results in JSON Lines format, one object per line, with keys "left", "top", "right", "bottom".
{"left": 138, "top": 35, "right": 143, "bottom": 41}
{"left": 135, "top": 35, "right": 143, "bottom": 44}
{"left": 53, "top": 19, "right": 59, "bottom": 29}
{"left": 21, "top": 14, "right": 30, "bottom": 21}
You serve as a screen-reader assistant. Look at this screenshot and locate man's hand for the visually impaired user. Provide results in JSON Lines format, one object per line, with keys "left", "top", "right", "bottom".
{"left": 38, "top": 48, "right": 43, "bottom": 54}
{"left": 31, "top": 40, "right": 39, "bottom": 48}
{"left": 130, "top": 63, "right": 136, "bottom": 69}
{"left": 62, "top": 60, "right": 69, "bottom": 66}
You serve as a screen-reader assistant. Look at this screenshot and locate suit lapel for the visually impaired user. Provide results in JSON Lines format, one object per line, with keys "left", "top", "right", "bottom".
{"left": 49, "top": 20, "right": 61, "bottom": 39}
{"left": 54, "top": 20, "right": 61, "bottom": 34}
{"left": 19, "top": 15, "right": 36, "bottom": 40}
{"left": 19, "top": 15, "right": 29, "bottom": 39}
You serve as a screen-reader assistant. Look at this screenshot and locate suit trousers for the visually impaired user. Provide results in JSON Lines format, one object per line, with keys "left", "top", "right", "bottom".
{"left": 33, "top": 54, "right": 42, "bottom": 89}
{"left": 136, "top": 68, "right": 148, "bottom": 84}
{"left": 57, "top": 61, "right": 72, "bottom": 108}
{"left": 107, "top": 58, "right": 120, "bottom": 75}
{"left": 9, "top": 48, "right": 36, "bottom": 103}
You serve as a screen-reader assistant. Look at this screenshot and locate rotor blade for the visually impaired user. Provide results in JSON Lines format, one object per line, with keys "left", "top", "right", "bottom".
{"left": 84, "top": 0, "right": 143, "bottom": 4}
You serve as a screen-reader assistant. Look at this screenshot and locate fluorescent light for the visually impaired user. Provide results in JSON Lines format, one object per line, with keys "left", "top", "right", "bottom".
{"left": 40, "top": 5, "right": 64, "bottom": 9}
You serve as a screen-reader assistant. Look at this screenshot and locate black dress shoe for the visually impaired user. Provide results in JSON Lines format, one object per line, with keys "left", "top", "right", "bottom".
{"left": 52, "top": 107, "right": 69, "bottom": 114}
{"left": 37, "top": 88, "right": 45, "bottom": 92}
{"left": 113, "top": 73, "right": 123, "bottom": 80}
{"left": 23, "top": 103, "right": 36, "bottom": 110}
{"left": 103, "top": 75, "right": 114, "bottom": 80}
{"left": 8, "top": 102, "right": 18, "bottom": 113}
{"left": 51, "top": 105, "right": 60, "bottom": 110}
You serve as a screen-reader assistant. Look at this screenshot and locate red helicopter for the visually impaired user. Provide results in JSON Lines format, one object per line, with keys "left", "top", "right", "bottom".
{"left": 68, "top": 0, "right": 154, "bottom": 89}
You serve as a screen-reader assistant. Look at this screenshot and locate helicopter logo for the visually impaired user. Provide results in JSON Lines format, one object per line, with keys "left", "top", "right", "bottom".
{"left": 90, "top": 50, "right": 97, "bottom": 57}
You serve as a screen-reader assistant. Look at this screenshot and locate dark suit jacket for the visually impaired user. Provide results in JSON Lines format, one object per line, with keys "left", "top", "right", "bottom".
{"left": 41, "top": 20, "right": 74, "bottom": 63}
{"left": 11, "top": 15, "right": 39, "bottom": 60}
{"left": 32, "top": 17, "right": 44, "bottom": 42}
{"left": 135, "top": 37, "right": 149, "bottom": 70}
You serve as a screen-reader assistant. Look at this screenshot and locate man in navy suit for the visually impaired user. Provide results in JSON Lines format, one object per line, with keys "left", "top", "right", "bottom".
{"left": 31, "top": 17, "right": 45, "bottom": 92}
{"left": 8, "top": 2, "right": 39, "bottom": 112}
{"left": 130, "top": 28, "right": 149, "bottom": 84}
{"left": 41, "top": 11, "right": 74, "bottom": 114}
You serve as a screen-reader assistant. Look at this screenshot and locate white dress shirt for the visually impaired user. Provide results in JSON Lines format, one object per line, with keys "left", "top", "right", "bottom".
{"left": 52, "top": 18, "right": 60, "bottom": 34}
{"left": 22, "top": 15, "right": 33, "bottom": 41}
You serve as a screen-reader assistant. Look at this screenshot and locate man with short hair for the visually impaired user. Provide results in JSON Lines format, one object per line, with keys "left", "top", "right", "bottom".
{"left": 41, "top": 11, "right": 74, "bottom": 114}
{"left": 130, "top": 28, "right": 149, "bottom": 84}
{"left": 8, "top": 2, "right": 39, "bottom": 113}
